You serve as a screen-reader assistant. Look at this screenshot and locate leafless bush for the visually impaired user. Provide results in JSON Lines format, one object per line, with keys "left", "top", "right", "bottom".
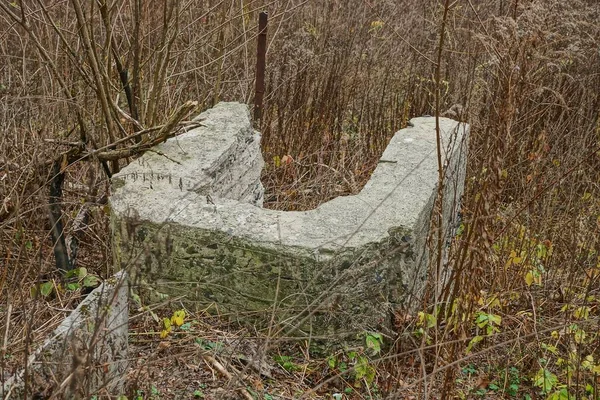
{"left": 1, "top": 0, "right": 599, "bottom": 398}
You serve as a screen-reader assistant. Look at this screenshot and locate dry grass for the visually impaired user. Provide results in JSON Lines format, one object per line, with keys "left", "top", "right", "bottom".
{"left": 1, "top": 0, "right": 599, "bottom": 398}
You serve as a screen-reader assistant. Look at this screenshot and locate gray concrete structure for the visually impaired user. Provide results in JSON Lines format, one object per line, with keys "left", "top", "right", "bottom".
{"left": 2, "top": 271, "right": 128, "bottom": 399}
{"left": 110, "top": 102, "right": 468, "bottom": 340}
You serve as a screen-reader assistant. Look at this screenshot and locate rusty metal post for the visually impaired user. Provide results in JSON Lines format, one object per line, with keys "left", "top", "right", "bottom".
{"left": 254, "top": 11, "right": 268, "bottom": 124}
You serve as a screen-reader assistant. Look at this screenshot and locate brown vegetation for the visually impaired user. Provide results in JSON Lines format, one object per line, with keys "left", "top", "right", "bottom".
{"left": 1, "top": 0, "right": 599, "bottom": 398}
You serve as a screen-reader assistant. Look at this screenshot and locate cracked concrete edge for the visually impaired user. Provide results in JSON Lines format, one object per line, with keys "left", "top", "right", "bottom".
{"left": 1, "top": 271, "right": 129, "bottom": 399}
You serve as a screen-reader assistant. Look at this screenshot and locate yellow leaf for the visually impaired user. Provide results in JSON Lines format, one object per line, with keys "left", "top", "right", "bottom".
{"left": 574, "top": 329, "right": 586, "bottom": 344}
{"left": 370, "top": 20, "right": 384, "bottom": 29}
{"left": 466, "top": 335, "right": 483, "bottom": 354}
{"left": 171, "top": 310, "right": 186, "bottom": 326}
{"left": 162, "top": 317, "right": 172, "bottom": 330}
{"left": 525, "top": 271, "right": 534, "bottom": 287}
{"left": 160, "top": 329, "right": 169, "bottom": 339}
{"left": 573, "top": 306, "right": 590, "bottom": 320}
{"left": 512, "top": 256, "right": 523, "bottom": 265}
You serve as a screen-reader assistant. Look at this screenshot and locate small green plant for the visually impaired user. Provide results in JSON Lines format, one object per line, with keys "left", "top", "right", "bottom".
{"left": 192, "top": 382, "right": 207, "bottom": 398}
{"left": 461, "top": 364, "right": 477, "bottom": 376}
{"left": 273, "top": 355, "right": 301, "bottom": 372}
{"left": 353, "top": 354, "right": 376, "bottom": 387}
{"left": 502, "top": 366, "right": 522, "bottom": 397}
{"left": 325, "top": 336, "right": 382, "bottom": 393}
{"left": 546, "top": 387, "right": 574, "bottom": 400}
{"left": 414, "top": 310, "right": 437, "bottom": 344}
{"left": 30, "top": 280, "right": 54, "bottom": 298}
{"left": 466, "top": 311, "right": 502, "bottom": 354}
{"left": 533, "top": 367, "right": 558, "bottom": 394}
{"left": 30, "top": 267, "right": 101, "bottom": 298}
{"left": 364, "top": 332, "right": 383, "bottom": 356}
{"left": 193, "top": 389, "right": 204, "bottom": 398}
{"left": 195, "top": 338, "right": 224, "bottom": 352}
{"left": 65, "top": 267, "right": 101, "bottom": 291}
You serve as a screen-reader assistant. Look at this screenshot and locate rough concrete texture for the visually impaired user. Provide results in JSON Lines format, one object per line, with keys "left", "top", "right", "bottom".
{"left": 111, "top": 102, "right": 264, "bottom": 207}
{"left": 2, "top": 272, "right": 128, "bottom": 399}
{"left": 110, "top": 102, "right": 468, "bottom": 340}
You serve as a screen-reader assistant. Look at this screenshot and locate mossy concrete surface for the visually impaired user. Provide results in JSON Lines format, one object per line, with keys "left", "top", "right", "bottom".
{"left": 2, "top": 271, "right": 129, "bottom": 399}
{"left": 110, "top": 102, "right": 468, "bottom": 341}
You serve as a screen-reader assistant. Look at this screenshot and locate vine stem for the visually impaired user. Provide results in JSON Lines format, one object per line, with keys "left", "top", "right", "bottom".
{"left": 433, "top": 1, "right": 453, "bottom": 399}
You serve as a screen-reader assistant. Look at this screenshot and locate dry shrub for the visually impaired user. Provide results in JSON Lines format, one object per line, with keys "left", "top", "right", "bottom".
{"left": 0, "top": 0, "right": 599, "bottom": 398}
{"left": 389, "top": 1, "right": 600, "bottom": 398}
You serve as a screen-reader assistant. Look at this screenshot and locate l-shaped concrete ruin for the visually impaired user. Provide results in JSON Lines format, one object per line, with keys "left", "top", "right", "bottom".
{"left": 110, "top": 102, "right": 468, "bottom": 340}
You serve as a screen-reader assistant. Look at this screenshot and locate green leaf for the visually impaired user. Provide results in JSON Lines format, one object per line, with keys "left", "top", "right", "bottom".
{"left": 354, "top": 356, "right": 368, "bottom": 380}
{"left": 40, "top": 281, "right": 54, "bottom": 297}
{"left": 541, "top": 342, "right": 558, "bottom": 355}
{"left": 66, "top": 282, "right": 81, "bottom": 291}
{"left": 418, "top": 311, "right": 437, "bottom": 328}
{"left": 488, "top": 314, "right": 501, "bottom": 325}
{"left": 533, "top": 368, "right": 557, "bottom": 393}
{"left": 365, "top": 332, "right": 383, "bottom": 355}
{"left": 179, "top": 322, "right": 191, "bottom": 331}
{"left": 327, "top": 355, "right": 336, "bottom": 369}
{"left": 466, "top": 335, "right": 483, "bottom": 354}
{"left": 585, "top": 384, "right": 594, "bottom": 395}
{"left": 83, "top": 275, "right": 99, "bottom": 288}
{"left": 65, "top": 269, "right": 78, "bottom": 279}
{"left": 547, "top": 388, "right": 571, "bottom": 400}
{"left": 195, "top": 338, "right": 223, "bottom": 351}
{"left": 475, "top": 313, "right": 488, "bottom": 327}
{"left": 131, "top": 293, "right": 142, "bottom": 306}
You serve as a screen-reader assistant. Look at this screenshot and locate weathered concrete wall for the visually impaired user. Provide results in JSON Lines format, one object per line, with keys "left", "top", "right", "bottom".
{"left": 2, "top": 272, "right": 128, "bottom": 399}
{"left": 110, "top": 102, "right": 468, "bottom": 340}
